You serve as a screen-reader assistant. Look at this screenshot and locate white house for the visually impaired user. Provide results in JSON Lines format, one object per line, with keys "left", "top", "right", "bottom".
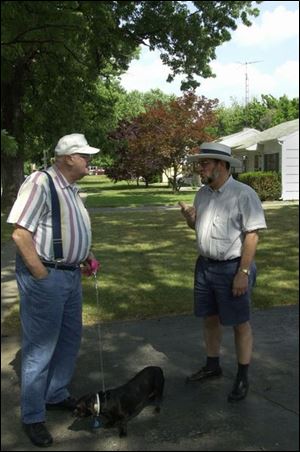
{"left": 257, "top": 120, "right": 299, "bottom": 200}
{"left": 218, "top": 128, "right": 261, "bottom": 173}
{"left": 219, "top": 119, "right": 299, "bottom": 201}
{"left": 277, "top": 130, "right": 299, "bottom": 200}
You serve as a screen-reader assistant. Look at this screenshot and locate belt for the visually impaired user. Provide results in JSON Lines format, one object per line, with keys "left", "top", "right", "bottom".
{"left": 200, "top": 256, "right": 240, "bottom": 263}
{"left": 42, "top": 261, "right": 80, "bottom": 271}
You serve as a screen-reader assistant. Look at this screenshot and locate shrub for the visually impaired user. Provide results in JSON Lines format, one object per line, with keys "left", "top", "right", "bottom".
{"left": 237, "top": 171, "right": 281, "bottom": 201}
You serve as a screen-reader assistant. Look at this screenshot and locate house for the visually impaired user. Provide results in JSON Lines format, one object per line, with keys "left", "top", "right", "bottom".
{"left": 256, "top": 120, "right": 299, "bottom": 201}
{"left": 219, "top": 119, "right": 299, "bottom": 201}
{"left": 218, "top": 128, "right": 261, "bottom": 173}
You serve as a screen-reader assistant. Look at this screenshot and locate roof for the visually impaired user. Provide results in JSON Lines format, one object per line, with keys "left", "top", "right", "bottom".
{"left": 218, "top": 128, "right": 261, "bottom": 151}
{"left": 217, "top": 119, "right": 299, "bottom": 151}
{"left": 257, "top": 118, "right": 299, "bottom": 143}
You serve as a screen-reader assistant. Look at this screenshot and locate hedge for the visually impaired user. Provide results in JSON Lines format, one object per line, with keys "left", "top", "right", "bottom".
{"left": 236, "top": 171, "right": 281, "bottom": 201}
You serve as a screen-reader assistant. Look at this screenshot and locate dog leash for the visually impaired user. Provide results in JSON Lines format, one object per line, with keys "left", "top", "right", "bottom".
{"left": 93, "top": 272, "right": 107, "bottom": 402}
{"left": 91, "top": 271, "right": 109, "bottom": 429}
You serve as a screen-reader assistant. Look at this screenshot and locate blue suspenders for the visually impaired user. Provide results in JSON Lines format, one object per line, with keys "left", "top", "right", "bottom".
{"left": 42, "top": 171, "right": 64, "bottom": 260}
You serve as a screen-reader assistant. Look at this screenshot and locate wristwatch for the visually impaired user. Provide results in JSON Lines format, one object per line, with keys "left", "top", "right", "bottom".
{"left": 239, "top": 268, "right": 251, "bottom": 276}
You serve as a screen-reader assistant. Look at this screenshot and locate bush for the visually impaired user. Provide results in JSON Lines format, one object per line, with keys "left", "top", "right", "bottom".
{"left": 237, "top": 171, "right": 281, "bottom": 201}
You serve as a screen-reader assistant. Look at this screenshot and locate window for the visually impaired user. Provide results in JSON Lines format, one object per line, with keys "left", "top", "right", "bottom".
{"left": 264, "top": 153, "right": 279, "bottom": 172}
{"left": 254, "top": 155, "right": 262, "bottom": 171}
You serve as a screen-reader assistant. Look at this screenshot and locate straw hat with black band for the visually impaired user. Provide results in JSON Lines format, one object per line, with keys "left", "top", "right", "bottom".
{"left": 187, "top": 142, "right": 242, "bottom": 168}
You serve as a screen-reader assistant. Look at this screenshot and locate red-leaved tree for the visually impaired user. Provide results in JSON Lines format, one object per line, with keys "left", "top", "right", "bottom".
{"left": 108, "top": 92, "right": 218, "bottom": 190}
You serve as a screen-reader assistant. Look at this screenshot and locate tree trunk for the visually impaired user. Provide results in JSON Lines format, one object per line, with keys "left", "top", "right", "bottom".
{"left": 1, "top": 62, "right": 26, "bottom": 212}
{"left": 1, "top": 154, "right": 24, "bottom": 212}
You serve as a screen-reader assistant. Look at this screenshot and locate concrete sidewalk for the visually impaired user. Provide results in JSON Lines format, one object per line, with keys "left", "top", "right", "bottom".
{"left": 1, "top": 305, "right": 299, "bottom": 451}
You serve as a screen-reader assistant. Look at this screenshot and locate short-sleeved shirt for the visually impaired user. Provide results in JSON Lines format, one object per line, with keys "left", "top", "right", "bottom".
{"left": 7, "top": 165, "right": 91, "bottom": 264}
{"left": 193, "top": 176, "right": 267, "bottom": 260}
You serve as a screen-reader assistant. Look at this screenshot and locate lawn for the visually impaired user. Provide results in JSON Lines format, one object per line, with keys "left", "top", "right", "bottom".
{"left": 82, "top": 209, "right": 196, "bottom": 324}
{"left": 81, "top": 203, "right": 299, "bottom": 325}
{"left": 1, "top": 175, "right": 299, "bottom": 331}
{"left": 252, "top": 204, "right": 299, "bottom": 309}
{"left": 1, "top": 213, "right": 13, "bottom": 244}
{"left": 78, "top": 175, "right": 198, "bottom": 208}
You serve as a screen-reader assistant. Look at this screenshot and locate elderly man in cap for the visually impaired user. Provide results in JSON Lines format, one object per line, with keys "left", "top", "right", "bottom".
{"left": 8, "top": 133, "right": 101, "bottom": 446}
{"left": 179, "top": 142, "right": 267, "bottom": 402}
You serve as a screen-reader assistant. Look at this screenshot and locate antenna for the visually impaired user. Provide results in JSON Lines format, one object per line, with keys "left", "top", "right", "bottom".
{"left": 236, "top": 60, "right": 263, "bottom": 127}
{"left": 237, "top": 60, "right": 263, "bottom": 106}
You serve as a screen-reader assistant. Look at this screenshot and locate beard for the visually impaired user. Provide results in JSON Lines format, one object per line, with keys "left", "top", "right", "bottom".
{"left": 201, "top": 168, "right": 220, "bottom": 185}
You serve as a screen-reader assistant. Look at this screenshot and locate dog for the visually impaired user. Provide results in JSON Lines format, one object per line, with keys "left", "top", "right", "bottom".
{"left": 73, "top": 366, "right": 164, "bottom": 437}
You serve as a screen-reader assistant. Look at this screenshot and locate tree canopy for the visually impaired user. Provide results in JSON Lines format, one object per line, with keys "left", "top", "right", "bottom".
{"left": 212, "top": 95, "right": 299, "bottom": 137}
{"left": 108, "top": 92, "right": 218, "bottom": 190}
{"left": 1, "top": 1, "right": 262, "bottom": 209}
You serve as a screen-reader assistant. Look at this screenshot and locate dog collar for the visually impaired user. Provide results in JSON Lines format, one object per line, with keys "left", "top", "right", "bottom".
{"left": 94, "top": 393, "right": 101, "bottom": 416}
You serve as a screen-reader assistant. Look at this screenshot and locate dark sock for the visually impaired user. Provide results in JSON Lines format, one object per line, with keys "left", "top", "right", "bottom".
{"left": 206, "top": 356, "right": 220, "bottom": 370}
{"left": 237, "top": 363, "right": 249, "bottom": 381}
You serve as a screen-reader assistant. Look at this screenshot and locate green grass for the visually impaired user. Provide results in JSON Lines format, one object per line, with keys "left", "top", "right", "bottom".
{"left": 78, "top": 175, "right": 198, "bottom": 208}
{"left": 1, "top": 174, "right": 298, "bottom": 331}
{"left": 252, "top": 204, "right": 299, "bottom": 309}
{"left": 82, "top": 210, "right": 196, "bottom": 324}
{"left": 80, "top": 203, "right": 299, "bottom": 325}
{"left": 1, "top": 213, "right": 13, "bottom": 244}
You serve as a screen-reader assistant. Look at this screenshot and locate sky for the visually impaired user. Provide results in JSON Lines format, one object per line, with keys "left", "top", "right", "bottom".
{"left": 120, "top": 1, "right": 299, "bottom": 106}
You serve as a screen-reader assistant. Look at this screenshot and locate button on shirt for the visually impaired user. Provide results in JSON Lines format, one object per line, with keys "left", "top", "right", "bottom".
{"left": 193, "top": 176, "right": 267, "bottom": 261}
{"left": 7, "top": 165, "right": 91, "bottom": 264}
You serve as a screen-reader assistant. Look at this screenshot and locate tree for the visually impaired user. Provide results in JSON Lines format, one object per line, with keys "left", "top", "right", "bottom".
{"left": 258, "top": 95, "right": 299, "bottom": 129}
{"left": 115, "top": 89, "right": 176, "bottom": 122}
{"left": 211, "top": 95, "right": 299, "bottom": 137}
{"left": 91, "top": 87, "right": 175, "bottom": 169}
{"left": 1, "top": 1, "right": 262, "bottom": 209}
{"left": 1, "top": 1, "right": 136, "bottom": 209}
{"left": 108, "top": 92, "right": 218, "bottom": 190}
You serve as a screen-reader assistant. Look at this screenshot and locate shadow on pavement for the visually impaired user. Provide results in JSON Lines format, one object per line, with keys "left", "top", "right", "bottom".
{"left": 1, "top": 305, "right": 299, "bottom": 451}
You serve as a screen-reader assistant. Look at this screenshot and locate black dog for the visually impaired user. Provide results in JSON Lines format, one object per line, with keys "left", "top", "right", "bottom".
{"left": 73, "top": 366, "right": 164, "bottom": 437}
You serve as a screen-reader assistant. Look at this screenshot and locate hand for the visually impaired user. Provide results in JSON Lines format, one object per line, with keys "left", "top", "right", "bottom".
{"left": 178, "top": 201, "right": 188, "bottom": 210}
{"left": 32, "top": 269, "right": 49, "bottom": 280}
{"left": 178, "top": 202, "right": 196, "bottom": 218}
{"left": 31, "top": 264, "right": 49, "bottom": 280}
{"left": 81, "top": 257, "right": 101, "bottom": 276}
{"left": 232, "top": 272, "right": 248, "bottom": 297}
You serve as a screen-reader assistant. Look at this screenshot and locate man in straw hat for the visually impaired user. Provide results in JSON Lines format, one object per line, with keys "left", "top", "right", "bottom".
{"left": 179, "top": 142, "right": 267, "bottom": 402}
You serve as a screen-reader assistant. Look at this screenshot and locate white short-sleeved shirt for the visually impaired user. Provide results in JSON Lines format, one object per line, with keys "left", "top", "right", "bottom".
{"left": 193, "top": 176, "right": 267, "bottom": 260}
{"left": 7, "top": 165, "right": 91, "bottom": 264}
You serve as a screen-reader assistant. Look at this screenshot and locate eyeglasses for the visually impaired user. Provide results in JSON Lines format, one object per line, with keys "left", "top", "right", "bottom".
{"left": 72, "top": 153, "right": 91, "bottom": 160}
{"left": 194, "top": 160, "right": 215, "bottom": 168}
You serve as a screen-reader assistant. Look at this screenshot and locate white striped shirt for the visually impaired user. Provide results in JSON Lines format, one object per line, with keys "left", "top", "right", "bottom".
{"left": 193, "top": 176, "right": 267, "bottom": 260}
{"left": 7, "top": 165, "right": 92, "bottom": 264}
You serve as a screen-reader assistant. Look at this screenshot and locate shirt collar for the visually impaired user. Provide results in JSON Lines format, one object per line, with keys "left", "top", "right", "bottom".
{"left": 217, "top": 175, "right": 234, "bottom": 193}
{"left": 206, "top": 175, "right": 233, "bottom": 194}
{"left": 51, "top": 165, "right": 79, "bottom": 193}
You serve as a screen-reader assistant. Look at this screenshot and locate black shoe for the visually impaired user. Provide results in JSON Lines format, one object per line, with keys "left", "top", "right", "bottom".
{"left": 186, "top": 366, "right": 222, "bottom": 383}
{"left": 46, "top": 396, "right": 77, "bottom": 411}
{"left": 23, "top": 422, "right": 53, "bottom": 447}
{"left": 228, "top": 378, "right": 249, "bottom": 402}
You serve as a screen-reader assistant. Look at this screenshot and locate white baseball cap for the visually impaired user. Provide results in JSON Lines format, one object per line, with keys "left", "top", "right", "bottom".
{"left": 55, "top": 133, "right": 100, "bottom": 156}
